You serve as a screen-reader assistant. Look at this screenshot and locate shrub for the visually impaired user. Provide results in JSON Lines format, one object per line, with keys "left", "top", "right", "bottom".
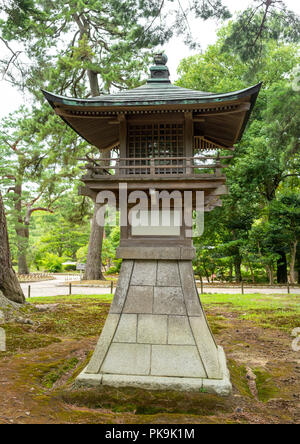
{"left": 41, "top": 253, "right": 64, "bottom": 273}
{"left": 63, "top": 264, "right": 77, "bottom": 271}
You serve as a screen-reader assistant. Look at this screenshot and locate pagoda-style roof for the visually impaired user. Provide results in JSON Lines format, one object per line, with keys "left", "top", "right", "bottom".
{"left": 42, "top": 53, "right": 261, "bottom": 151}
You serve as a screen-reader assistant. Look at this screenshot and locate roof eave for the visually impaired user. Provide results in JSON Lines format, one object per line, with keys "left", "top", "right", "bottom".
{"left": 236, "top": 82, "right": 262, "bottom": 142}
{"left": 41, "top": 83, "right": 262, "bottom": 109}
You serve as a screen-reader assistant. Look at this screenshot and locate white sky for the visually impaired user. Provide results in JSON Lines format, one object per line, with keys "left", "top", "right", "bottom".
{"left": 0, "top": 0, "right": 299, "bottom": 119}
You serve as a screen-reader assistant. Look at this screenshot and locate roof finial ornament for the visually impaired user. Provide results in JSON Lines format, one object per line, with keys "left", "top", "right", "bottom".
{"left": 154, "top": 53, "right": 168, "bottom": 66}
{"left": 148, "top": 52, "right": 170, "bottom": 84}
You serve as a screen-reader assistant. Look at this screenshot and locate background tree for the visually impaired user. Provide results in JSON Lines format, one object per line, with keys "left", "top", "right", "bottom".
{"left": 0, "top": 107, "right": 86, "bottom": 273}
{"left": 0, "top": 0, "right": 230, "bottom": 280}
{"left": 178, "top": 23, "right": 300, "bottom": 283}
{"left": 223, "top": 0, "right": 300, "bottom": 62}
{"left": 0, "top": 190, "right": 25, "bottom": 303}
{"left": 0, "top": 2, "right": 299, "bottom": 281}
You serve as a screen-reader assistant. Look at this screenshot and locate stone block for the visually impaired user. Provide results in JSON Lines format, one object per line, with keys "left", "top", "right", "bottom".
{"left": 190, "top": 316, "right": 221, "bottom": 379}
{"left": 85, "top": 314, "right": 120, "bottom": 374}
{"left": 202, "top": 378, "right": 232, "bottom": 397}
{"left": 113, "top": 314, "right": 137, "bottom": 343}
{"left": 153, "top": 287, "right": 186, "bottom": 315}
{"left": 168, "top": 316, "right": 195, "bottom": 345}
{"left": 77, "top": 347, "right": 232, "bottom": 395}
{"left": 110, "top": 260, "right": 134, "bottom": 314}
{"left": 137, "top": 314, "right": 167, "bottom": 344}
{"left": 76, "top": 370, "right": 103, "bottom": 387}
{"left": 202, "top": 348, "right": 232, "bottom": 395}
{"left": 100, "top": 343, "right": 151, "bottom": 375}
{"left": 151, "top": 345, "right": 206, "bottom": 378}
{"left": 156, "top": 261, "right": 181, "bottom": 287}
{"left": 117, "top": 246, "right": 181, "bottom": 260}
{"left": 123, "top": 286, "right": 153, "bottom": 314}
{"left": 102, "top": 374, "right": 204, "bottom": 392}
{"left": 131, "top": 260, "right": 157, "bottom": 286}
{"left": 180, "top": 247, "right": 196, "bottom": 260}
{"left": 178, "top": 261, "right": 202, "bottom": 316}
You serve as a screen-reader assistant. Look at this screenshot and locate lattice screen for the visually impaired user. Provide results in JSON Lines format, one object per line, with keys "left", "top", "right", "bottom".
{"left": 127, "top": 123, "right": 184, "bottom": 174}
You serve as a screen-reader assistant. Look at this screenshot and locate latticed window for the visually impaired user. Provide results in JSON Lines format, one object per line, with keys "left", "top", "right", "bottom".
{"left": 127, "top": 123, "right": 184, "bottom": 174}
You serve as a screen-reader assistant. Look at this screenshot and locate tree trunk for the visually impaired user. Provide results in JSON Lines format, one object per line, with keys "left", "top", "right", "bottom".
{"left": 266, "top": 265, "right": 274, "bottom": 285}
{"left": 296, "top": 247, "right": 300, "bottom": 284}
{"left": 13, "top": 183, "right": 30, "bottom": 274}
{"left": 83, "top": 202, "right": 106, "bottom": 280}
{"left": 82, "top": 66, "right": 106, "bottom": 281}
{"left": 248, "top": 261, "right": 255, "bottom": 283}
{"left": 87, "top": 69, "right": 100, "bottom": 96}
{"left": 203, "top": 264, "right": 210, "bottom": 283}
{"left": 234, "top": 256, "right": 242, "bottom": 283}
{"left": 16, "top": 226, "right": 29, "bottom": 275}
{"left": 289, "top": 240, "right": 298, "bottom": 285}
{"left": 0, "top": 191, "right": 25, "bottom": 304}
{"left": 276, "top": 250, "right": 288, "bottom": 283}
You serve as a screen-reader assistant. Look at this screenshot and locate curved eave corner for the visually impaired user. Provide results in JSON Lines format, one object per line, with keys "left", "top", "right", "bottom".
{"left": 41, "top": 89, "right": 100, "bottom": 148}
{"left": 236, "top": 82, "right": 262, "bottom": 142}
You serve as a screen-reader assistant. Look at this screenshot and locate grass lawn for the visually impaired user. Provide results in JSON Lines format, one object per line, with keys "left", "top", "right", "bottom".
{"left": 0, "top": 293, "right": 299, "bottom": 424}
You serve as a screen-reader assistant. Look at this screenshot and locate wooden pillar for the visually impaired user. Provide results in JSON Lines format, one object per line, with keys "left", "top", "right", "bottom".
{"left": 184, "top": 112, "right": 193, "bottom": 175}
{"left": 118, "top": 114, "right": 127, "bottom": 176}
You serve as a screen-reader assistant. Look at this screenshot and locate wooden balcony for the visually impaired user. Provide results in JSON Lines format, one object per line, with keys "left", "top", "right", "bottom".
{"left": 81, "top": 154, "right": 233, "bottom": 180}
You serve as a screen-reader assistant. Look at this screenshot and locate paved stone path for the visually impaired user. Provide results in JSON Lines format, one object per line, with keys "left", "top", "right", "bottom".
{"left": 20, "top": 275, "right": 300, "bottom": 298}
{"left": 21, "top": 276, "right": 111, "bottom": 298}
{"left": 197, "top": 286, "right": 300, "bottom": 295}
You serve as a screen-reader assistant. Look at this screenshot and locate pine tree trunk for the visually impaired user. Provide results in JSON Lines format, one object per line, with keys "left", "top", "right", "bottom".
{"left": 16, "top": 227, "right": 29, "bottom": 275}
{"left": 13, "top": 184, "right": 29, "bottom": 274}
{"left": 83, "top": 202, "right": 106, "bottom": 280}
{"left": 248, "top": 262, "right": 255, "bottom": 283}
{"left": 0, "top": 191, "right": 25, "bottom": 304}
{"left": 234, "top": 256, "right": 242, "bottom": 283}
{"left": 276, "top": 250, "right": 288, "bottom": 283}
{"left": 87, "top": 69, "right": 100, "bottom": 96}
{"left": 203, "top": 264, "right": 210, "bottom": 283}
{"left": 82, "top": 67, "right": 106, "bottom": 281}
{"left": 289, "top": 240, "right": 298, "bottom": 285}
{"left": 296, "top": 248, "right": 300, "bottom": 284}
{"left": 266, "top": 265, "right": 274, "bottom": 285}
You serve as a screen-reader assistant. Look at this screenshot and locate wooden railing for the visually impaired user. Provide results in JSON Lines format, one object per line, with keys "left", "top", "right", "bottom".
{"left": 81, "top": 155, "right": 233, "bottom": 177}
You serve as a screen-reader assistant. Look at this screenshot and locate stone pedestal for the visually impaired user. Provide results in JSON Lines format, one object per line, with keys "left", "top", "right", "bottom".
{"left": 76, "top": 259, "right": 232, "bottom": 395}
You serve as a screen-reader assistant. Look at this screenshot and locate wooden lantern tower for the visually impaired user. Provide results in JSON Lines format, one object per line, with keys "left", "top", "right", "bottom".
{"left": 43, "top": 54, "right": 261, "bottom": 394}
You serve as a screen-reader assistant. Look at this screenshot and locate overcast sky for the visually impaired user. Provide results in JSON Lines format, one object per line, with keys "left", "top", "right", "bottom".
{"left": 0, "top": 0, "right": 299, "bottom": 119}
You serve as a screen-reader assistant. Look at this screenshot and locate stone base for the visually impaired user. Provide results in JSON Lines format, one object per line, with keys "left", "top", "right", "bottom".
{"left": 116, "top": 246, "right": 196, "bottom": 260}
{"left": 76, "top": 346, "right": 231, "bottom": 396}
{"left": 75, "top": 259, "right": 232, "bottom": 396}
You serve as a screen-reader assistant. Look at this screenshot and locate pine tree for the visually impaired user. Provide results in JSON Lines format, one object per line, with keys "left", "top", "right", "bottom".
{"left": 0, "top": 190, "right": 25, "bottom": 304}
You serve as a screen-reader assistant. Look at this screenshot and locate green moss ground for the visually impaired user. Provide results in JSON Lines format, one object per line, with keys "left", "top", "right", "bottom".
{"left": 0, "top": 292, "right": 298, "bottom": 424}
